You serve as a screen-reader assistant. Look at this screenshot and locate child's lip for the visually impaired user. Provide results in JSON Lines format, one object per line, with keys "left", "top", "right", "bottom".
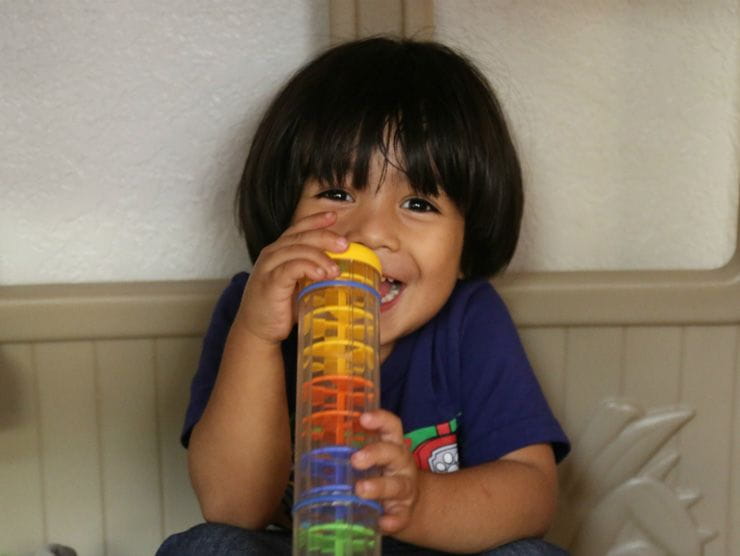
{"left": 380, "top": 282, "right": 404, "bottom": 312}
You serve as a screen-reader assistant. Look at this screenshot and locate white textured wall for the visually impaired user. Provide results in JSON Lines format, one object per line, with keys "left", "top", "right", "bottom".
{"left": 1, "top": 1, "right": 329, "bottom": 285}
{"left": 436, "top": 0, "right": 740, "bottom": 272}
{"left": 2, "top": 1, "right": 739, "bottom": 285}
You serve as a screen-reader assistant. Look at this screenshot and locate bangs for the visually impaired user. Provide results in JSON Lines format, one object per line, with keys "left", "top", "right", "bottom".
{"left": 299, "top": 111, "right": 442, "bottom": 200}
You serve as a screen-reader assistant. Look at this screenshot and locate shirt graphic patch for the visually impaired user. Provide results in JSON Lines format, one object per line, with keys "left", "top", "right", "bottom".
{"left": 404, "top": 417, "right": 459, "bottom": 473}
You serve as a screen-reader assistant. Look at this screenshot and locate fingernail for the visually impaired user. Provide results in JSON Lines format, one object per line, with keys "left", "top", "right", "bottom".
{"left": 356, "top": 481, "right": 369, "bottom": 496}
{"left": 336, "top": 237, "right": 348, "bottom": 249}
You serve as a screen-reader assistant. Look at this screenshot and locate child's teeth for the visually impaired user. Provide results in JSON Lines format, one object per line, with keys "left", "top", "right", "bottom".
{"left": 381, "top": 281, "right": 401, "bottom": 303}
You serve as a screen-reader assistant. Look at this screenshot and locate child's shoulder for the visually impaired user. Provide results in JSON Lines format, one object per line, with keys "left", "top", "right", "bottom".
{"left": 450, "top": 277, "right": 500, "bottom": 299}
{"left": 446, "top": 278, "right": 508, "bottom": 316}
{"left": 211, "top": 272, "right": 249, "bottom": 322}
{"left": 435, "top": 278, "right": 518, "bottom": 340}
{"left": 228, "top": 271, "right": 250, "bottom": 290}
{"left": 222, "top": 272, "right": 249, "bottom": 299}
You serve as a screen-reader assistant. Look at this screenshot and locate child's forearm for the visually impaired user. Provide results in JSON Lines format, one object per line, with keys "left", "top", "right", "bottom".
{"left": 393, "top": 445, "right": 558, "bottom": 553}
{"left": 188, "top": 324, "right": 293, "bottom": 529}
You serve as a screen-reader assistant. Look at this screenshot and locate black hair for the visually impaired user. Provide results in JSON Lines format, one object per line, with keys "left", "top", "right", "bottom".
{"left": 236, "top": 36, "right": 523, "bottom": 278}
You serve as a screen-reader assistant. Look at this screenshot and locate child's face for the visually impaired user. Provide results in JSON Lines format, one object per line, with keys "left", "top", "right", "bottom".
{"left": 292, "top": 152, "right": 464, "bottom": 361}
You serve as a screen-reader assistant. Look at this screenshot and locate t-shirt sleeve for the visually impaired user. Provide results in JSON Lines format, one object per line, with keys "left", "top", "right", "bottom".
{"left": 180, "top": 273, "right": 248, "bottom": 448}
{"left": 457, "top": 282, "right": 570, "bottom": 466}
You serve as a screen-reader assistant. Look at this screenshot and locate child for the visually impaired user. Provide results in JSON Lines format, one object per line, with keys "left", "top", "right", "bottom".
{"left": 158, "top": 37, "right": 570, "bottom": 555}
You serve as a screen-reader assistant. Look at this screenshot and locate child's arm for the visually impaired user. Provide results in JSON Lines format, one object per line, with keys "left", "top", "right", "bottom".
{"left": 187, "top": 211, "right": 347, "bottom": 529}
{"left": 188, "top": 329, "right": 292, "bottom": 528}
{"left": 353, "top": 410, "right": 558, "bottom": 553}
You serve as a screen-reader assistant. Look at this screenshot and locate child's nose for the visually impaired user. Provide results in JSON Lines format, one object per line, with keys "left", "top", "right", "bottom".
{"left": 343, "top": 207, "right": 400, "bottom": 253}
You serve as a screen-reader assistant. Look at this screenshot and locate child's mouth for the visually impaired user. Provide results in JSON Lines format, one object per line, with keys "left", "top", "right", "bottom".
{"left": 380, "top": 276, "right": 403, "bottom": 305}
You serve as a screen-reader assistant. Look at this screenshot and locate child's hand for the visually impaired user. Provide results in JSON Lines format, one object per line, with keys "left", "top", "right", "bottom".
{"left": 236, "top": 211, "right": 347, "bottom": 345}
{"left": 352, "top": 410, "right": 419, "bottom": 535}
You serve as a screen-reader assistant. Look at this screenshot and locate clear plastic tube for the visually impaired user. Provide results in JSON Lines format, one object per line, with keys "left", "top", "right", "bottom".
{"left": 292, "top": 243, "right": 382, "bottom": 556}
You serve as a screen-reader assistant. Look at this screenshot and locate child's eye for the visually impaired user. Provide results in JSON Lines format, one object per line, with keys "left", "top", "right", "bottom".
{"left": 317, "top": 188, "right": 354, "bottom": 202}
{"left": 402, "top": 197, "right": 439, "bottom": 213}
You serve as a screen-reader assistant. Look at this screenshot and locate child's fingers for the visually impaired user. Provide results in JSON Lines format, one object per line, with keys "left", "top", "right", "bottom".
{"left": 352, "top": 414, "right": 418, "bottom": 533}
{"left": 378, "top": 505, "right": 412, "bottom": 534}
{"left": 287, "top": 210, "right": 337, "bottom": 233}
{"left": 358, "top": 410, "right": 405, "bottom": 444}
{"left": 280, "top": 212, "right": 337, "bottom": 243}
{"left": 352, "top": 440, "right": 412, "bottom": 477}
{"left": 282, "top": 227, "right": 348, "bottom": 254}
{"left": 267, "top": 256, "right": 338, "bottom": 289}
{"left": 259, "top": 244, "right": 341, "bottom": 281}
{"left": 355, "top": 473, "right": 414, "bottom": 501}
{"left": 254, "top": 211, "right": 350, "bottom": 283}
{"left": 264, "top": 226, "right": 347, "bottom": 258}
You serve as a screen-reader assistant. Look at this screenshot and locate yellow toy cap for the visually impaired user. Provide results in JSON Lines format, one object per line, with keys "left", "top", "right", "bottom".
{"left": 327, "top": 242, "right": 382, "bottom": 274}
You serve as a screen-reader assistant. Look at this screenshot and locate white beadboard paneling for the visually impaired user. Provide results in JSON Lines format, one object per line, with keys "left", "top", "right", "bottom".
{"left": 519, "top": 327, "right": 567, "bottom": 420}
{"left": 679, "top": 326, "right": 737, "bottom": 556}
{"left": 34, "top": 341, "right": 104, "bottom": 554}
{"left": 96, "top": 340, "right": 163, "bottom": 555}
{"left": 730, "top": 328, "right": 740, "bottom": 556}
{"left": 623, "top": 327, "right": 683, "bottom": 407}
{"left": 519, "top": 325, "right": 572, "bottom": 542}
{"left": 155, "top": 337, "right": 204, "bottom": 536}
{"left": 0, "top": 343, "right": 45, "bottom": 554}
{"left": 623, "top": 326, "right": 685, "bottom": 488}
{"left": 563, "top": 327, "right": 624, "bottom": 439}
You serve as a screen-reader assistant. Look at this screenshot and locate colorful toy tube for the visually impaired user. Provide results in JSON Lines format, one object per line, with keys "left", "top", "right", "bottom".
{"left": 292, "top": 243, "right": 382, "bottom": 556}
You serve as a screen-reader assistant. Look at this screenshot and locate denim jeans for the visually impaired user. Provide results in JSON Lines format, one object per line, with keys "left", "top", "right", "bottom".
{"left": 156, "top": 522, "right": 569, "bottom": 555}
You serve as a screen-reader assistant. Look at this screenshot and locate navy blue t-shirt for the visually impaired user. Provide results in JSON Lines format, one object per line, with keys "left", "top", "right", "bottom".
{"left": 182, "top": 273, "right": 569, "bottom": 469}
